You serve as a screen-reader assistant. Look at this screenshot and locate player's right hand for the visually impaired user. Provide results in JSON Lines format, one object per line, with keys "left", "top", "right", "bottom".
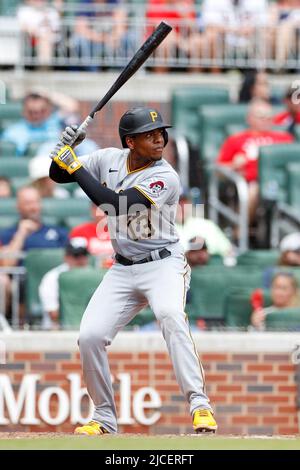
{"left": 61, "top": 124, "right": 86, "bottom": 148}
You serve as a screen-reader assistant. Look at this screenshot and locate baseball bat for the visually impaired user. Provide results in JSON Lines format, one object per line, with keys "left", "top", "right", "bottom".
{"left": 52, "top": 21, "right": 172, "bottom": 152}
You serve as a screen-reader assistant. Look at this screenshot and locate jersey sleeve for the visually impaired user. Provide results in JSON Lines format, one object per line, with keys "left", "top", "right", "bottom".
{"left": 79, "top": 150, "right": 105, "bottom": 181}
{"left": 133, "top": 172, "right": 180, "bottom": 209}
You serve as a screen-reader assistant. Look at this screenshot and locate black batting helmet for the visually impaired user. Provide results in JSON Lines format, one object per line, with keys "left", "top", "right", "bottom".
{"left": 119, "top": 107, "right": 172, "bottom": 148}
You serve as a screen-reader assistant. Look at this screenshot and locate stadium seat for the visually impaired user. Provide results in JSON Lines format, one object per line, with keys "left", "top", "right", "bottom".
{"left": 237, "top": 249, "right": 280, "bottom": 268}
{"left": 0, "top": 140, "right": 17, "bottom": 157}
{"left": 59, "top": 267, "right": 155, "bottom": 329}
{"left": 24, "top": 248, "right": 65, "bottom": 320}
{"left": 198, "top": 104, "right": 248, "bottom": 166}
{"left": 0, "top": 197, "right": 18, "bottom": 216}
{"left": 0, "top": 102, "right": 23, "bottom": 129}
{"left": 0, "top": 157, "right": 29, "bottom": 178}
{"left": 265, "top": 309, "right": 300, "bottom": 331}
{"left": 258, "top": 143, "right": 300, "bottom": 203}
{"left": 171, "top": 87, "right": 230, "bottom": 148}
{"left": 186, "top": 265, "right": 263, "bottom": 324}
{"left": 42, "top": 198, "right": 90, "bottom": 224}
{"left": 59, "top": 267, "right": 107, "bottom": 328}
{"left": 11, "top": 177, "right": 30, "bottom": 195}
{"left": 286, "top": 162, "right": 300, "bottom": 207}
{"left": 0, "top": 214, "right": 18, "bottom": 230}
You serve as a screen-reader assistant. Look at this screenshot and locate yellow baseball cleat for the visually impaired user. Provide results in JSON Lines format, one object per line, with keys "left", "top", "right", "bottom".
{"left": 74, "top": 420, "right": 110, "bottom": 436}
{"left": 193, "top": 409, "right": 218, "bottom": 433}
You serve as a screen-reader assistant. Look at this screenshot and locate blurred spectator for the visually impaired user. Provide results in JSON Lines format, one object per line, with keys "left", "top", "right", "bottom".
{"left": 69, "top": 203, "right": 113, "bottom": 266}
{"left": 176, "top": 193, "right": 234, "bottom": 261}
{"left": 73, "top": 0, "right": 134, "bottom": 71}
{"left": 239, "top": 70, "right": 279, "bottom": 104}
{"left": 185, "top": 236, "right": 210, "bottom": 267}
{"left": 0, "top": 186, "right": 68, "bottom": 268}
{"left": 146, "top": 0, "right": 199, "bottom": 71}
{"left": 1, "top": 91, "right": 79, "bottom": 156}
{"left": 251, "top": 272, "right": 300, "bottom": 330}
{"left": 0, "top": 177, "right": 12, "bottom": 198}
{"left": 29, "top": 155, "right": 69, "bottom": 198}
{"left": 217, "top": 99, "right": 294, "bottom": 223}
{"left": 279, "top": 232, "right": 300, "bottom": 266}
{"left": 39, "top": 237, "right": 89, "bottom": 329}
{"left": 262, "top": 233, "right": 300, "bottom": 288}
{"left": 202, "top": 0, "right": 268, "bottom": 69}
{"left": 17, "top": 0, "right": 62, "bottom": 67}
{"left": 267, "top": 0, "right": 299, "bottom": 69}
{"left": 273, "top": 85, "right": 300, "bottom": 134}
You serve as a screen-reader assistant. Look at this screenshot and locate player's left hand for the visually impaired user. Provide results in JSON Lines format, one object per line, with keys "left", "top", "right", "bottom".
{"left": 50, "top": 144, "right": 83, "bottom": 174}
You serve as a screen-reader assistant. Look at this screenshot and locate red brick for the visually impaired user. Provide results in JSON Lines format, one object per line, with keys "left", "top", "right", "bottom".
{"left": 14, "top": 353, "right": 41, "bottom": 361}
{"left": 154, "top": 353, "right": 168, "bottom": 360}
{"left": 137, "top": 353, "right": 149, "bottom": 360}
{"left": 278, "top": 364, "right": 295, "bottom": 372}
{"left": 262, "top": 375, "right": 289, "bottom": 382}
{"left": 60, "top": 363, "right": 82, "bottom": 371}
{"left": 232, "top": 354, "right": 259, "bottom": 361}
{"left": 155, "top": 384, "right": 180, "bottom": 392}
{"left": 278, "top": 385, "right": 297, "bottom": 393}
{"left": 263, "top": 354, "right": 290, "bottom": 362}
{"left": 209, "top": 395, "right": 228, "bottom": 403}
{"left": 217, "top": 385, "right": 243, "bottom": 392}
{"left": 278, "top": 406, "right": 297, "bottom": 413}
{"left": 123, "top": 363, "right": 149, "bottom": 370}
{"left": 247, "top": 364, "right": 273, "bottom": 372}
{"left": 13, "top": 373, "right": 25, "bottom": 382}
{"left": 278, "top": 427, "right": 299, "bottom": 434}
{"left": 154, "top": 374, "right": 168, "bottom": 381}
{"left": 262, "top": 396, "right": 290, "bottom": 403}
{"left": 263, "top": 416, "right": 290, "bottom": 425}
{"left": 170, "top": 416, "right": 191, "bottom": 424}
{"left": 232, "top": 395, "right": 258, "bottom": 403}
{"left": 232, "top": 416, "right": 259, "bottom": 425}
{"left": 109, "top": 353, "right": 134, "bottom": 360}
{"left": 205, "top": 374, "right": 227, "bottom": 382}
{"left": 44, "top": 374, "right": 68, "bottom": 381}
{"left": 202, "top": 354, "right": 228, "bottom": 361}
{"left": 135, "top": 374, "right": 151, "bottom": 381}
{"left": 232, "top": 375, "right": 257, "bottom": 382}
{"left": 155, "top": 364, "right": 173, "bottom": 370}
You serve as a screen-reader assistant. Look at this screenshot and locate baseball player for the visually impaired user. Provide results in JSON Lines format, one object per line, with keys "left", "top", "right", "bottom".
{"left": 49, "top": 107, "right": 217, "bottom": 435}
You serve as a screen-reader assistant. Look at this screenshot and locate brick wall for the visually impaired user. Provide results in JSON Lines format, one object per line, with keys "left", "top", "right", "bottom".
{"left": 0, "top": 347, "right": 299, "bottom": 435}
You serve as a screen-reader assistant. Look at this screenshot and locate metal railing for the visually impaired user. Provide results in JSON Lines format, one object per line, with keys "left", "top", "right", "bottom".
{"left": 208, "top": 164, "right": 249, "bottom": 253}
{"left": 2, "top": 13, "right": 300, "bottom": 70}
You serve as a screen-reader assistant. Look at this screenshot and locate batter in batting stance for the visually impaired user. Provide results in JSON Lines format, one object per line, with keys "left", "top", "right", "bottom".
{"left": 49, "top": 107, "right": 217, "bottom": 435}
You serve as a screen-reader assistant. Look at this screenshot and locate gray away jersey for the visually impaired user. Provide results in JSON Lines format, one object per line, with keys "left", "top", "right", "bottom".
{"left": 79, "top": 148, "right": 180, "bottom": 259}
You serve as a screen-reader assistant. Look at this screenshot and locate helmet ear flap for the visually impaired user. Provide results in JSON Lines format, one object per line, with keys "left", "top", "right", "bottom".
{"left": 163, "top": 129, "right": 168, "bottom": 147}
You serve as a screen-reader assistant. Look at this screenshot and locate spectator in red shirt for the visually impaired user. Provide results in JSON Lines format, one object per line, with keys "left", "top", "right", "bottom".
{"left": 217, "top": 99, "right": 294, "bottom": 222}
{"left": 146, "top": 0, "right": 198, "bottom": 71}
{"left": 273, "top": 85, "right": 300, "bottom": 133}
{"left": 69, "top": 203, "right": 113, "bottom": 267}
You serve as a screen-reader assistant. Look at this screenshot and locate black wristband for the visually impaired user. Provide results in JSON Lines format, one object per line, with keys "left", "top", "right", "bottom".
{"left": 73, "top": 166, "right": 152, "bottom": 215}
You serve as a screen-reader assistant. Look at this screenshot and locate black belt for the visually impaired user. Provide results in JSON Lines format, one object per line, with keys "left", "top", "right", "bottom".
{"left": 115, "top": 248, "right": 171, "bottom": 266}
